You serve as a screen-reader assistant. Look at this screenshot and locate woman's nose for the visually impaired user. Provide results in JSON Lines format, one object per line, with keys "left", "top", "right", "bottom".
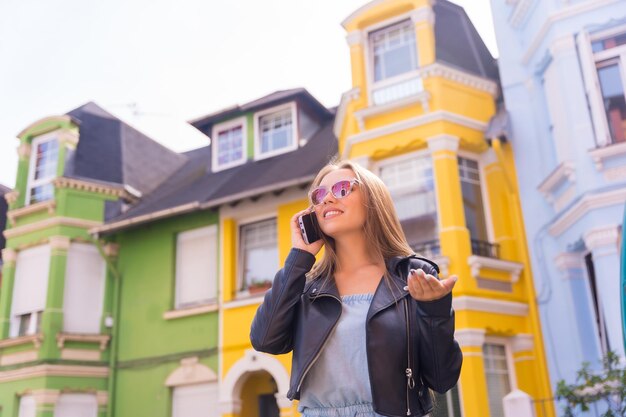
{"left": 321, "top": 189, "right": 336, "bottom": 204}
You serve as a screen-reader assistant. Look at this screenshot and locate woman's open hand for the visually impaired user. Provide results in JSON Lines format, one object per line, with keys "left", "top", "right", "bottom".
{"left": 404, "top": 268, "right": 457, "bottom": 301}
{"left": 291, "top": 208, "right": 324, "bottom": 256}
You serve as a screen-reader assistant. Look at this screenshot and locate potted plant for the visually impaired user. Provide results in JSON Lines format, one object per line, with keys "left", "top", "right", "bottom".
{"left": 248, "top": 279, "right": 272, "bottom": 295}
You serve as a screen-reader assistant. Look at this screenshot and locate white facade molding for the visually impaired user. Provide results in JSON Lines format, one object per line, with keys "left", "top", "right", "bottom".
{"left": 163, "top": 303, "right": 219, "bottom": 320}
{"left": 603, "top": 165, "right": 626, "bottom": 182}
{"left": 17, "top": 115, "right": 74, "bottom": 139}
{"left": 354, "top": 91, "right": 431, "bottom": 131}
{"left": 509, "top": 0, "right": 533, "bottom": 29}
{"left": 103, "top": 242, "right": 119, "bottom": 258}
{"left": 0, "top": 364, "right": 108, "bottom": 383}
{"left": 26, "top": 389, "right": 60, "bottom": 405}
{"left": 453, "top": 296, "right": 529, "bottom": 316}
{"left": 333, "top": 87, "right": 361, "bottom": 138}
{"left": 521, "top": 0, "right": 623, "bottom": 64}
{"left": 3, "top": 217, "right": 102, "bottom": 239}
{"left": 511, "top": 334, "right": 535, "bottom": 353}
{"left": 583, "top": 224, "right": 620, "bottom": 252}
{"left": 220, "top": 349, "right": 291, "bottom": 415}
{"left": 454, "top": 328, "right": 486, "bottom": 347}
{"left": 60, "top": 349, "right": 101, "bottom": 361}
{"left": 56, "top": 333, "right": 110, "bottom": 351}
{"left": 537, "top": 161, "right": 576, "bottom": 200}
{"left": 467, "top": 255, "right": 524, "bottom": 282}
{"left": 56, "top": 129, "right": 79, "bottom": 149}
{"left": 409, "top": 6, "right": 435, "bottom": 26}
{"left": 346, "top": 30, "right": 363, "bottom": 46}
{"left": 427, "top": 134, "right": 460, "bottom": 153}
{"left": 0, "top": 333, "right": 43, "bottom": 349}
{"left": 588, "top": 142, "right": 626, "bottom": 170}
{"left": 52, "top": 177, "right": 138, "bottom": 203}
{"left": 49, "top": 235, "right": 71, "bottom": 251}
{"left": 548, "top": 34, "right": 576, "bottom": 57}
{"left": 1, "top": 350, "right": 39, "bottom": 366}
{"left": 554, "top": 252, "right": 583, "bottom": 271}
{"left": 1, "top": 248, "right": 17, "bottom": 264}
{"left": 165, "top": 356, "right": 218, "bottom": 387}
{"left": 7, "top": 200, "right": 56, "bottom": 226}
{"left": 549, "top": 188, "right": 626, "bottom": 236}
{"left": 421, "top": 63, "right": 498, "bottom": 96}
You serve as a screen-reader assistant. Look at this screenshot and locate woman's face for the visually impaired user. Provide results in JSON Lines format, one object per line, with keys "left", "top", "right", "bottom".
{"left": 312, "top": 168, "right": 367, "bottom": 239}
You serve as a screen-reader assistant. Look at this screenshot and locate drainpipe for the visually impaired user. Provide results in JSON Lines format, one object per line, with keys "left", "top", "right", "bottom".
{"left": 621, "top": 204, "right": 626, "bottom": 353}
{"left": 92, "top": 236, "right": 122, "bottom": 417}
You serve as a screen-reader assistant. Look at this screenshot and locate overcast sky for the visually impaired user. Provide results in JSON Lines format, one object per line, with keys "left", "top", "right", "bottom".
{"left": 0, "top": 0, "right": 498, "bottom": 189}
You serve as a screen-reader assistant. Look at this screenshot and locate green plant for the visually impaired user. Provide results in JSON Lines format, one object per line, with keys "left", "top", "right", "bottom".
{"left": 556, "top": 351, "right": 626, "bottom": 417}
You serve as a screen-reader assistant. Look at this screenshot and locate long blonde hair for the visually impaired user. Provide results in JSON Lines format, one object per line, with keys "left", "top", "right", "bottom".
{"left": 307, "top": 159, "right": 415, "bottom": 282}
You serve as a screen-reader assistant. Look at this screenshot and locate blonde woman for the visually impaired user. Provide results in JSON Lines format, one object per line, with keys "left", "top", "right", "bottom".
{"left": 250, "top": 160, "right": 462, "bottom": 417}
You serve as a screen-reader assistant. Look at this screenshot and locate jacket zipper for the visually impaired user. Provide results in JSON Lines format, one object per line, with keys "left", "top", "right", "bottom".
{"left": 296, "top": 293, "right": 341, "bottom": 393}
{"left": 404, "top": 298, "right": 415, "bottom": 416}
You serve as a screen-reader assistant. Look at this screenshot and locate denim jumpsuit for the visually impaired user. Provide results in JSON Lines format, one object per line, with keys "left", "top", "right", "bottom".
{"left": 297, "top": 293, "right": 387, "bottom": 417}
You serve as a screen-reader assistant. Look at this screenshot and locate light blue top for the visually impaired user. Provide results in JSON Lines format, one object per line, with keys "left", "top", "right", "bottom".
{"left": 298, "top": 293, "right": 386, "bottom": 417}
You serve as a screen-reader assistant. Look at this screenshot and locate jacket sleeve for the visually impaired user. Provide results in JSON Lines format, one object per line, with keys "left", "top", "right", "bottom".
{"left": 249, "top": 248, "right": 316, "bottom": 355}
{"left": 414, "top": 261, "right": 463, "bottom": 394}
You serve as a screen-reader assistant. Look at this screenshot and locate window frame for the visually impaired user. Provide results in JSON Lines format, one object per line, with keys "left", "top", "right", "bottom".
{"left": 368, "top": 18, "right": 418, "bottom": 83}
{"left": 175, "top": 225, "right": 219, "bottom": 309}
{"left": 25, "top": 131, "right": 60, "bottom": 206}
{"left": 171, "top": 382, "right": 219, "bottom": 417}
{"left": 482, "top": 337, "right": 517, "bottom": 417}
{"left": 211, "top": 117, "right": 248, "bottom": 172}
{"left": 237, "top": 215, "right": 279, "bottom": 295}
{"left": 253, "top": 102, "right": 299, "bottom": 161}
{"left": 458, "top": 152, "right": 495, "bottom": 247}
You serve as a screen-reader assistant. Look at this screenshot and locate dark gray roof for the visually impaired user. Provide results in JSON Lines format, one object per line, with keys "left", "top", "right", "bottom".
{"left": 107, "top": 119, "right": 338, "bottom": 226}
{"left": 434, "top": 0, "right": 499, "bottom": 81}
{"left": 65, "top": 102, "right": 187, "bottom": 196}
{"left": 189, "top": 88, "right": 333, "bottom": 131}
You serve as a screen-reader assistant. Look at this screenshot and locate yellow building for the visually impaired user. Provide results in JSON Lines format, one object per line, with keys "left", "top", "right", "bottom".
{"left": 212, "top": 1, "right": 555, "bottom": 417}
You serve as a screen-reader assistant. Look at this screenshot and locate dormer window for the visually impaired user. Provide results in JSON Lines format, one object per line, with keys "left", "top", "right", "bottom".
{"left": 370, "top": 19, "right": 418, "bottom": 82}
{"left": 211, "top": 117, "right": 247, "bottom": 171}
{"left": 254, "top": 102, "right": 298, "bottom": 160}
{"left": 26, "top": 133, "right": 59, "bottom": 205}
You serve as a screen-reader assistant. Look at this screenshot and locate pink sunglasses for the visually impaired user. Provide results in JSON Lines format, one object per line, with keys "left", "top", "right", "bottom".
{"left": 309, "top": 179, "right": 360, "bottom": 206}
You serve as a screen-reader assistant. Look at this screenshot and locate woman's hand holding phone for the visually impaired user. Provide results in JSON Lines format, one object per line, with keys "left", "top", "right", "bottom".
{"left": 291, "top": 208, "right": 324, "bottom": 256}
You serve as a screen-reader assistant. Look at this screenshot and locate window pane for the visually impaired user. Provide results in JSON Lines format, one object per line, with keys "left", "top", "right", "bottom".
{"left": 259, "top": 109, "right": 293, "bottom": 155}
{"left": 172, "top": 383, "right": 218, "bottom": 417}
{"left": 379, "top": 156, "right": 438, "bottom": 251}
{"left": 458, "top": 157, "right": 489, "bottom": 243}
{"left": 431, "top": 385, "right": 462, "bottom": 417}
{"left": 483, "top": 344, "right": 512, "bottom": 417}
{"left": 34, "top": 139, "right": 58, "bottom": 180}
{"left": 18, "top": 395, "right": 36, "bottom": 417}
{"left": 30, "top": 183, "right": 54, "bottom": 204}
{"left": 54, "top": 394, "right": 98, "bottom": 417}
{"left": 241, "top": 219, "right": 278, "bottom": 290}
{"left": 592, "top": 32, "right": 626, "bottom": 52}
{"left": 217, "top": 125, "right": 243, "bottom": 165}
{"left": 597, "top": 62, "right": 626, "bottom": 144}
{"left": 176, "top": 226, "right": 218, "bottom": 308}
{"left": 370, "top": 20, "right": 417, "bottom": 82}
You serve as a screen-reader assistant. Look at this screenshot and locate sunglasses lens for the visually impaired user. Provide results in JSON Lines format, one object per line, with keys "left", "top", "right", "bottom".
{"left": 332, "top": 180, "right": 352, "bottom": 198}
{"left": 311, "top": 187, "right": 328, "bottom": 205}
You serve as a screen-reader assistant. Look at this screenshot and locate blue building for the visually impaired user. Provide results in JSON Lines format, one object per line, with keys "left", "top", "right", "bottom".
{"left": 490, "top": 0, "right": 626, "bottom": 397}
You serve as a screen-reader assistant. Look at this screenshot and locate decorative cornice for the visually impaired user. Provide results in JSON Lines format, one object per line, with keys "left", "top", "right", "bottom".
{"left": 56, "top": 333, "right": 111, "bottom": 351}
{"left": 554, "top": 252, "right": 583, "bottom": 271}
{"left": 468, "top": 255, "right": 524, "bottom": 282}
{"left": 57, "top": 130, "right": 79, "bottom": 149}
{"left": 537, "top": 161, "right": 576, "bottom": 200}
{"left": 7, "top": 200, "right": 56, "bottom": 227}
{"left": 346, "top": 30, "right": 363, "bottom": 46}
{"left": 355, "top": 91, "right": 430, "bottom": 130}
{"left": 409, "top": 6, "right": 435, "bottom": 25}
{"left": 511, "top": 334, "right": 535, "bottom": 353}
{"left": 17, "top": 142, "right": 31, "bottom": 159}
{"left": 421, "top": 63, "right": 498, "bottom": 96}
{"left": 49, "top": 235, "right": 71, "bottom": 251}
{"left": 4, "top": 190, "right": 19, "bottom": 205}
{"left": 453, "top": 296, "right": 529, "bottom": 316}
{"left": 165, "top": 356, "right": 217, "bottom": 387}
{"left": 509, "top": 0, "right": 533, "bottom": 29}
{"left": 1, "top": 248, "right": 17, "bottom": 264}
{"left": 588, "top": 141, "right": 626, "bottom": 170}
{"left": 334, "top": 87, "right": 361, "bottom": 138}
{"left": 3, "top": 217, "right": 102, "bottom": 239}
{"left": 0, "top": 364, "right": 109, "bottom": 383}
{"left": 17, "top": 115, "right": 74, "bottom": 139}
{"left": 454, "top": 328, "right": 486, "bottom": 347}
{"left": 52, "top": 177, "right": 139, "bottom": 203}
{"left": 549, "top": 188, "right": 626, "bottom": 236}
{"left": 25, "top": 389, "right": 60, "bottom": 405}
{"left": 583, "top": 224, "right": 619, "bottom": 252}
{"left": 427, "top": 134, "right": 460, "bottom": 153}
{"left": 0, "top": 333, "right": 44, "bottom": 349}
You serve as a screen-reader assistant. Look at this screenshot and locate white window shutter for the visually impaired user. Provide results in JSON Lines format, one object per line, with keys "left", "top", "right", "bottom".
{"left": 10, "top": 245, "right": 51, "bottom": 337}
{"left": 18, "top": 395, "right": 36, "bottom": 417}
{"left": 63, "top": 243, "right": 106, "bottom": 334}
{"left": 54, "top": 394, "right": 98, "bottom": 417}
{"left": 176, "top": 225, "right": 218, "bottom": 308}
{"left": 172, "top": 383, "right": 218, "bottom": 417}
{"left": 577, "top": 30, "right": 611, "bottom": 147}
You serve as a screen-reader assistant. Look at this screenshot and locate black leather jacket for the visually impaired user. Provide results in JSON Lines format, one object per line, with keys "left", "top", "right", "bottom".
{"left": 250, "top": 248, "right": 463, "bottom": 417}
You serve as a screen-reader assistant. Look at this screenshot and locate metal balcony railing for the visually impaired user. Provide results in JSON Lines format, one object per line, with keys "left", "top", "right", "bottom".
{"left": 411, "top": 239, "right": 441, "bottom": 259}
{"left": 471, "top": 239, "right": 500, "bottom": 259}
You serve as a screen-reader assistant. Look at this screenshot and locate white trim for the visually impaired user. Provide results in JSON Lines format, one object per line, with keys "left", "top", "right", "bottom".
{"left": 219, "top": 349, "right": 290, "bottom": 415}
{"left": 553, "top": 251, "right": 584, "bottom": 272}
{"left": 509, "top": 0, "right": 534, "bottom": 29}
{"left": 333, "top": 88, "right": 360, "bottom": 138}
{"left": 548, "top": 187, "right": 626, "bottom": 236}
{"left": 453, "top": 296, "right": 529, "bottom": 316}
{"left": 455, "top": 328, "right": 486, "bottom": 347}
{"left": 25, "top": 132, "right": 59, "bottom": 206}
{"left": 467, "top": 255, "right": 524, "bottom": 282}
{"left": 0, "top": 364, "right": 108, "bottom": 383}
{"left": 537, "top": 161, "right": 576, "bottom": 200}
{"left": 236, "top": 214, "right": 278, "bottom": 296}
{"left": 163, "top": 302, "right": 219, "bottom": 320}
{"left": 427, "top": 134, "right": 460, "bottom": 153}
{"left": 341, "top": 0, "right": 388, "bottom": 28}
{"left": 511, "top": 334, "right": 534, "bottom": 353}
{"left": 211, "top": 116, "right": 248, "bottom": 172}
{"left": 17, "top": 115, "right": 73, "bottom": 139}
{"left": 253, "top": 102, "right": 299, "bottom": 161}
{"left": 589, "top": 141, "right": 626, "bottom": 170}
{"left": 521, "top": 0, "right": 623, "bottom": 64}
{"left": 4, "top": 217, "right": 102, "bottom": 239}
{"left": 343, "top": 110, "right": 486, "bottom": 158}
{"left": 222, "top": 296, "right": 265, "bottom": 310}
{"left": 165, "top": 356, "right": 217, "bottom": 387}
{"left": 354, "top": 90, "right": 431, "bottom": 130}
{"left": 583, "top": 224, "right": 620, "bottom": 251}
{"left": 483, "top": 337, "right": 518, "bottom": 392}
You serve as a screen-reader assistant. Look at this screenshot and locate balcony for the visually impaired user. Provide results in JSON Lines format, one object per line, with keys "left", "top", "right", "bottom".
{"left": 471, "top": 239, "right": 500, "bottom": 259}
{"left": 412, "top": 239, "right": 441, "bottom": 259}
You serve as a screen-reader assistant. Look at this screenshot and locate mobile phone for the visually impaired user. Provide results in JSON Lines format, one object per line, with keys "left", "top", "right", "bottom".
{"left": 298, "top": 212, "right": 321, "bottom": 245}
